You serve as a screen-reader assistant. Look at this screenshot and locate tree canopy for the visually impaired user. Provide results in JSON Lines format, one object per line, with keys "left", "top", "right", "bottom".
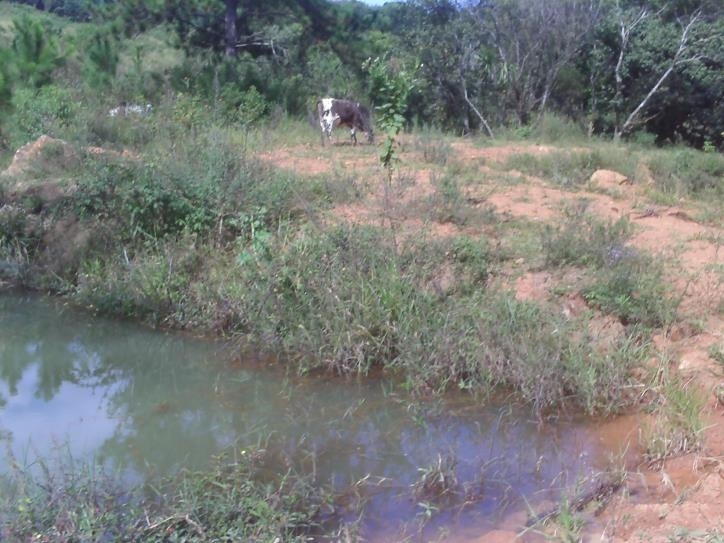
{"left": 1, "top": 0, "right": 722, "bottom": 147}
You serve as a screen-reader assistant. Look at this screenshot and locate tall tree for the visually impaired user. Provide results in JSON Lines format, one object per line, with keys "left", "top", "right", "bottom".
{"left": 224, "top": 0, "right": 239, "bottom": 56}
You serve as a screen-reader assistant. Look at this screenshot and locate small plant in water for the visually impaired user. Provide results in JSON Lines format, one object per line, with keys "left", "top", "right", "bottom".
{"left": 412, "top": 453, "right": 459, "bottom": 502}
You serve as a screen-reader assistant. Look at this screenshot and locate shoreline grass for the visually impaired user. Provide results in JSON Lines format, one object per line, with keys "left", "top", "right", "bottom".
{"left": 0, "top": 445, "right": 338, "bottom": 542}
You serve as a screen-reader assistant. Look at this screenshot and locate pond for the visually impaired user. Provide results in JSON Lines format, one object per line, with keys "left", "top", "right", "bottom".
{"left": 0, "top": 290, "right": 622, "bottom": 540}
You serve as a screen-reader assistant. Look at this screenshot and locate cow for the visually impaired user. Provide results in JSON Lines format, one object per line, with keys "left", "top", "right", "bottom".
{"left": 317, "top": 98, "right": 374, "bottom": 146}
{"left": 109, "top": 102, "right": 153, "bottom": 117}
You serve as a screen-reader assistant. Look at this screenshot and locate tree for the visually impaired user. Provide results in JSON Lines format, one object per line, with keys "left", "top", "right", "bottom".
{"left": 471, "top": 0, "right": 602, "bottom": 125}
{"left": 224, "top": 0, "right": 239, "bottom": 56}
{"left": 612, "top": 6, "right": 708, "bottom": 140}
{"left": 8, "top": 15, "right": 64, "bottom": 89}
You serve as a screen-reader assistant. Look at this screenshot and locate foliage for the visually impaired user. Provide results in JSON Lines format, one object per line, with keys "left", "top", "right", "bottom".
{"left": 81, "top": 27, "right": 120, "bottom": 89}
{"left": 643, "top": 374, "right": 706, "bottom": 463}
{"left": 0, "top": 446, "right": 333, "bottom": 542}
{"left": 6, "top": 85, "right": 75, "bottom": 148}
{"left": 234, "top": 85, "right": 269, "bottom": 128}
{"left": 365, "top": 56, "right": 417, "bottom": 169}
{"left": 72, "top": 125, "right": 300, "bottom": 243}
{"left": 646, "top": 147, "right": 724, "bottom": 198}
{"left": 542, "top": 211, "right": 634, "bottom": 268}
{"left": 505, "top": 148, "right": 639, "bottom": 188}
{"left": 6, "top": 15, "right": 64, "bottom": 89}
{"left": 1, "top": 0, "right": 722, "bottom": 147}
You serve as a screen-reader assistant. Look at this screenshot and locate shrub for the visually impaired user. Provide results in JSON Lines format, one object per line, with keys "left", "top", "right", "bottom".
{"left": 72, "top": 126, "right": 307, "bottom": 242}
{"left": 7, "top": 15, "right": 64, "bottom": 89}
{"left": 7, "top": 85, "right": 76, "bottom": 148}
{"left": 81, "top": 28, "right": 120, "bottom": 90}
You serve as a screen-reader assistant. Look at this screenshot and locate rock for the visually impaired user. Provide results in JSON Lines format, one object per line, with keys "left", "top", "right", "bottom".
{"left": 1, "top": 135, "right": 79, "bottom": 180}
{"left": 589, "top": 169, "right": 630, "bottom": 192}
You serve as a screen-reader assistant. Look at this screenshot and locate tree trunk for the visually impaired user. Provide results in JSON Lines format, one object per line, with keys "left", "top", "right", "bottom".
{"left": 225, "top": 0, "right": 239, "bottom": 57}
{"left": 615, "top": 11, "right": 700, "bottom": 140}
{"left": 462, "top": 82, "right": 494, "bottom": 138}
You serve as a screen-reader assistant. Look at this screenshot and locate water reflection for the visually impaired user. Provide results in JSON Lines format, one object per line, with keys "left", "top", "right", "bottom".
{"left": 0, "top": 291, "right": 605, "bottom": 539}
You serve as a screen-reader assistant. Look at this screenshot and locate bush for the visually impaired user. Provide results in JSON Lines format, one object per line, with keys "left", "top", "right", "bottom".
{"left": 6, "top": 85, "right": 75, "bottom": 148}
{"left": 72, "top": 126, "right": 306, "bottom": 242}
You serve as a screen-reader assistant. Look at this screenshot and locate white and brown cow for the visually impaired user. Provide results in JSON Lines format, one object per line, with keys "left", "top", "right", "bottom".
{"left": 317, "top": 98, "right": 374, "bottom": 145}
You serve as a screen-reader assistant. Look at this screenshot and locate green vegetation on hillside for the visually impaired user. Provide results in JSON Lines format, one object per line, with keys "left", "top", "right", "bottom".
{"left": 0, "top": 0, "right": 722, "bottom": 151}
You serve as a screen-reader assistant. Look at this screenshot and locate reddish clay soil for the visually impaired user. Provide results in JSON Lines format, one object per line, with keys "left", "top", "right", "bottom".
{"left": 259, "top": 138, "right": 723, "bottom": 541}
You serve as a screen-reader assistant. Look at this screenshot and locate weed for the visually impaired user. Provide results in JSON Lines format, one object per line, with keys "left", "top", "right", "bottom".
{"left": 533, "top": 113, "right": 587, "bottom": 143}
{"left": 643, "top": 375, "right": 706, "bottom": 464}
{"left": 541, "top": 208, "right": 676, "bottom": 328}
{"left": 412, "top": 128, "right": 452, "bottom": 166}
{"left": 552, "top": 499, "right": 585, "bottom": 542}
{"left": 428, "top": 171, "right": 473, "bottom": 226}
{"left": 709, "top": 343, "right": 724, "bottom": 366}
{"left": 504, "top": 148, "right": 638, "bottom": 188}
{"left": 412, "top": 453, "right": 459, "bottom": 501}
{"left": 646, "top": 147, "right": 724, "bottom": 199}
{"left": 582, "top": 255, "right": 677, "bottom": 328}
{"left": 445, "top": 160, "right": 483, "bottom": 185}
{"left": 0, "top": 445, "right": 336, "bottom": 542}
{"left": 542, "top": 208, "right": 633, "bottom": 268}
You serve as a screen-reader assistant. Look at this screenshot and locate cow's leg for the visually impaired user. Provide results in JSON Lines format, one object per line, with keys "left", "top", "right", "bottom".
{"left": 350, "top": 127, "right": 357, "bottom": 145}
{"left": 320, "top": 117, "right": 334, "bottom": 146}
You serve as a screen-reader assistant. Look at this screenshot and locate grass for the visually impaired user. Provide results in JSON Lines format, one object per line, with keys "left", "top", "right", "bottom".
{"left": 582, "top": 256, "right": 677, "bottom": 328}
{"left": 541, "top": 208, "right": 677, "bottom": 328}
{"left": 642, "top": 374, "right": 707, "bottom": 464}
{"left": 412, "top": 128, "right": 453, "bottom": 166}
{"left": 0, "top": 445, "right": 338, "bottom": 542}
{"left": 645, "top": 147, "right": 724, "bottom": 200}
{"left": 541, "top": 208, "right": 633, "bottom": 268}
{"left": 427, "top": 171, "right": 475, "bottom": 226}
{"left": 500, "top": 136, "right": 723, "bottom": 203}
{"left": 412, "top": 453, "right": 459, "bottom": 502}
{"left": 503, "top": 146, "right": 639, "bottom": 188}
{"left": 709, "top": 343, "right": 724, "bottom": 366}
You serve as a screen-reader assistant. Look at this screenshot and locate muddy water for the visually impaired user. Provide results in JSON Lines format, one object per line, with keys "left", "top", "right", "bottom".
{"left": 0, "top": 291, "right": 624, "bottom": 540}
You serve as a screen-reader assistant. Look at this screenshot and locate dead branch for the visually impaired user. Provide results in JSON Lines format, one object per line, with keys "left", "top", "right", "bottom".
{"left": 618, "top": 10, "right": 702, "bottom": 137}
